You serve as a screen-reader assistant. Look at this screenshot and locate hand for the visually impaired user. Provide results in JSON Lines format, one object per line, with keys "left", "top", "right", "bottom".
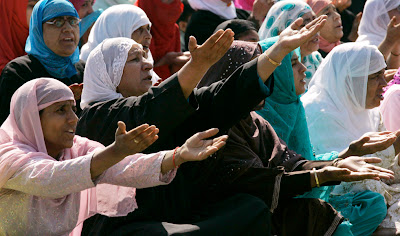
{"left": 114, "top": 122, "right": 159, "bottom": 157}
{"left": 175, "top": 128, "right": 228, "bottom": 165}
{"left": 317, "top": 165, "right": 389, "bottom": 184}
{"left": 384, "top": 69, "right": 398, "bottom": 82}
{"left": 188, "top": 29, "right": 234, "bottom": 71}
{"left": 335, "top": 156, "right": 394, "bottom": 180}
{"left": 276, "top": 15, "right": 327, "bottom": 54}
{"left": 385, "top": 16, "right": 400, "bottom": 46}
{"left": 347, "top": 12, "right": 362, "bottom": 42}
{"left": 68, "top": 83, "right": 83, "bottom": 100}
{"left": 341, "top": 131, "right": 400, "bottom": 157}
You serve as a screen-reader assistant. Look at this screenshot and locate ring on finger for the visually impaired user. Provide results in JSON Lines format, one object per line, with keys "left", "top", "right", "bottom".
{"left": 134, "top": 139, "right": 139, "bottom": 144}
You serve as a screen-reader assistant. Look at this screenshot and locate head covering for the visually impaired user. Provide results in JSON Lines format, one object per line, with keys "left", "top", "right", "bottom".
{"left": 93, "top": 0, "right": 135, "bottom": 11}
{"left": 356, "top": 0, "right": 399, "bottom": 46}
{"left": 135, "top": 0, "right": 183, "bottom": 79}
{"left": 259, "top": 0, "right": 312, "bottom": 40}
{"left": 214, "top": 19, "right": 257, "bottom": 40}
{"left": 0, "top": 78, "right": 74, "bottom": 187}
{"left": 234, "top": 0, "right": 255, "bottom": 11}
{"left": 0, "top": 0, "right": 29, "bottom": 74}
{"left": 258, "top": 0, "right": 321, "bottom": 87}
{"left": 256, "top": 37, "right": 314, "bottom": 160}
{"left": 80, "top": 4, "right": 150, "bottom": 61}
{"left": 25, "top": 0, "right": 80, "bottom": 79}
{"left": 188, "top": 0, "right": 237, "bottom": 19}
{"left": 79, "top": 9, "right": 103, "bottom": 38}
{"left": 302, "top": 43, "right": 386, "bottom": 154}
{"left": 197, "top": 40, "right": 261, "bottom": 88}
{"left": 81, "top": 37, "right": 140, "bottom": 109}
{"left": 68, "top": 0, "right": 96, "bottom": 11}
{"left": 306, "top": 0, "right": 340, "bottom": 53}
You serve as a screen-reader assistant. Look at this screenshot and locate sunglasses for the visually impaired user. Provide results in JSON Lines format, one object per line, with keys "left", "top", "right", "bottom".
{"left": 45, "top": 16, "right": 81, "bottom": 28}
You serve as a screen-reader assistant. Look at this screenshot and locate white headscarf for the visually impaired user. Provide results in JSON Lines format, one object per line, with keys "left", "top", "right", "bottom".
{"left": 188, "top": 0, "right": 237, "bottom": 19}
{"left": 93, "top": 0, "right": 136, "bottom": 11}
{"left": 81, "top": 37, "right": 139, "bottom": 109}
{"left": 301, "top": 43, "right": 386, "bottom": 154}
{"left": 357, "top": 0, "right": 399, "bottom": 46}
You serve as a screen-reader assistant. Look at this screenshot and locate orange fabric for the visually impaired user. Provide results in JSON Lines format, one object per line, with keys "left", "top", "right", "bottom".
{"left": 0, "top": 0, "right": 29, "bottom": 74}
{"left": 136, "top": 0, "right": 183, "bottom": 80}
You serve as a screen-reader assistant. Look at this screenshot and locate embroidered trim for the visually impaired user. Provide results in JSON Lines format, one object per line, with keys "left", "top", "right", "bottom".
{"left": 270, "top": 171, "right": 283, "bottom": 213}
{"left": 324, "top": 213, "right": 343, "bottom": 236}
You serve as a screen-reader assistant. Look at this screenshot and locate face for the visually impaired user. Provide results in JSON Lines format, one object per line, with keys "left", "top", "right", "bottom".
{"left": 40, "top": 100, "right": 78, "bottom": 158}
{"left": 117, "top": 45, "right": 153, "bottom": 97}
{"left": 77, "top": 0, "right": 94, "bottom": 19}
{"left": 26, "top": 0, "right": 39, "bottom": 26}
{"left": 237, "top": 30, "right": 260, "bottom": 42}
{"left": 365, "top": 69, "right": 386, "bottom": 109}
{"left": 131, "top": 24, "right": 152, "bottom": 54}
{"left": 318, "top": 4, "right": 343, "bottom": 43}
{"left": 291, "top": 53, "right": 307, "bottom": 96}
{"left": 43, "top": 16, "right": 80, "bottom": 57}
{"left": 300, "top": 11, "right": 319, "bottom": 57}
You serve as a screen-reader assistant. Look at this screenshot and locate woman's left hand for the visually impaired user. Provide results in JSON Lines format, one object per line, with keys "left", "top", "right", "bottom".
{"left": 175, "top": 128, "right": 228, "bottom": 164}
{"left": 335, "top": 156, "right": 394, "bottom": 180}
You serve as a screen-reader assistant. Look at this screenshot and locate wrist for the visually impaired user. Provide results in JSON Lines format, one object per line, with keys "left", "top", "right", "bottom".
{"left": 338, "top": 147, "right": 352, "bottom": 159}
{"left": 174, "top": 147, "right": 186, "bottom": 167}
{"left": 109, "top": 142, "right": 129, "bottom": 160}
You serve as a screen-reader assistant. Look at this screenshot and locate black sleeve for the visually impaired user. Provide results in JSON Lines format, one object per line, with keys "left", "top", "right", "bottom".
{"left": 190, "top": 58, "right": 274, "bottom": 133}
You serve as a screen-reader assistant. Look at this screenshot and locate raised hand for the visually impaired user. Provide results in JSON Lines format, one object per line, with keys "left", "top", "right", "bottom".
{"left": 335, "top": 156, "right": 394, "bottom": 180}
{"left": 342, "top": 130, "right": 400, "bottom": 157}
{"left": 276, "top": 15, "right": 327, "bottom": 54}
{"left": 114, "top": 121, "right": 159, "bottom": 157}
{"left": 188, "top": 29, "right": 234, "bottom": 71}
{"left": 177, "top": 128, "right": 228, "bottom": 163}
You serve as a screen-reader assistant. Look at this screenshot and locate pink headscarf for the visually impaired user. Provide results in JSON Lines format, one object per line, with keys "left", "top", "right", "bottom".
{"left": 306, "top": 0, "right": 340, "bottom": 53}
{"left": 68, "top": 0, "right": 96, "bottom": 11}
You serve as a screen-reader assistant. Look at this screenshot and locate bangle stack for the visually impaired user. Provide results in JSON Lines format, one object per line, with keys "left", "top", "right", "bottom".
{"left": 173, "top": 146, "right": 180, "bottom": 168}
{"left": 312, "top": 168, "right": 320, "bottom": 188}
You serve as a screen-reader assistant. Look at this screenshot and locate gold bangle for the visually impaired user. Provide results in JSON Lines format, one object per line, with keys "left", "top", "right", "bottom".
{"left": 312, "top": 168, "right": 320, "bottom": 188}
{"left": 265, "top": 54, "right": 282, "bottom": 66}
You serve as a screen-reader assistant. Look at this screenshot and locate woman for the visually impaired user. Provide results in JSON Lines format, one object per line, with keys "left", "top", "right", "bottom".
{"left": 135, "top": 0, "right": 190, "bottom": 80}
{"left": 306, "top": 0, "right": 343, "bottom": 57}
{"left": 258, "top": 0, "right": 322, "bottom": 88}
{"left": 0, "top": 78, "right": 228, "bottom": 235}
{"left": 0, "top": 0, "right": 84, "bottom": 124}
{"left": 80, "top": 4, "right": 161, "bottom": 84}
{"left": 196, "top": 39, "right": 396, "bottom": 236}
{"left": 0, "top": 0, "right": 39, "bottom": 74}
{"left": 302, "top": 43, "right": 400, "bottom": 230}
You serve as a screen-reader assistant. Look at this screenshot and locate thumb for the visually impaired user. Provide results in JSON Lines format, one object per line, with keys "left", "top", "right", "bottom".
{"left": 389, "top": 16, "right": 396, "bottom": 27}
{"left": 116, "top": 121, "right": 127, "bottom": 136}
{"left": 188, "top": 36, "right": 198, "bottom": 53}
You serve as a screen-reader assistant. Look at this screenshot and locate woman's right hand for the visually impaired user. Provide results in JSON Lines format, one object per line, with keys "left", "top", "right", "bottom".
{"left": 114, "top": 121, "right": 159, "bottom": 157}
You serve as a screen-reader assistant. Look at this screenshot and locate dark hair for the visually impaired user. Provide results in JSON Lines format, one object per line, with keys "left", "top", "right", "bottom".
{"left": 214, "top": 19, "right": 257, "bottom": 40}
{"left": 177, "top": 0, "right": 195, "bottom": 23}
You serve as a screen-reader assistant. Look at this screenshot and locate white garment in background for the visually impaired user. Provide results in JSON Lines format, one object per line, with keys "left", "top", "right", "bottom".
{"left": 356, "top": 0, "right": 399, "bottom": 46}
{"left": 188, "top": 0, "right": 237, "bottom": 19}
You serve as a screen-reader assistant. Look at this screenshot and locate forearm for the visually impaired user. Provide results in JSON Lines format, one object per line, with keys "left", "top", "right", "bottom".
{"left": 161, "top": 149, "right": 183, "bottom": 174}
{"left": 257, "top": 43, "right": 289, "bottom": 82}
{"left": 387, "top": 53, "right": 400, "bottom": 69}
{"left": 378, "top": 37, "right": 395, "bottom": 60}
{"left": 90, "top": 143, "right": 126, "bottom": 179}
{"left": 177, "top": 58, "right": 211, "bottom": 98}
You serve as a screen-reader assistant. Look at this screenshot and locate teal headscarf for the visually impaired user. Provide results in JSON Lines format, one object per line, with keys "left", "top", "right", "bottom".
{"left": 257, "top": 37, "right": 314, "bottom": 160}
{"left": 25, "top": 0, "right": 80, "bottom": 79}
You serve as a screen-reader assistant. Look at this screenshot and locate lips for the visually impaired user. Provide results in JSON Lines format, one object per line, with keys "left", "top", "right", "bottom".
{"left": 143, "top": 75, "right": 152, "bottom": 81}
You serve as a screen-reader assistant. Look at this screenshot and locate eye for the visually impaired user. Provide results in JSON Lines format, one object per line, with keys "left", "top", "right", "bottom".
{"left": 54, "top": 19, "right": 64, "bottom": 27}
{"left": 69, "top": 18, "right": 79, "bottom": 26}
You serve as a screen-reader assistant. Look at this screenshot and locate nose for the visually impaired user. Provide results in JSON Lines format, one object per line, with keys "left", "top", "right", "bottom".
{"left": 142, "top": 58, "right": 153, "bottom": 71}
{"left": 67, "top": 108, "right": 79, "bottom": 124}
{"left": 379, "top": 74, "right": 387, "bottom": 87}
{"left": 333, "top": 10, "right": 341, "bottom": 21}
{"left": 299, "top": 61, "right": 307, "bottom": 74}
{"left": 86, "top": 4, "right": 94, "bottom": 15}
{"left": 62, "top": 20, "right": 74, "bottom": 32}
{"left": 145, "top": 28, "right": 152, "bottom": 40}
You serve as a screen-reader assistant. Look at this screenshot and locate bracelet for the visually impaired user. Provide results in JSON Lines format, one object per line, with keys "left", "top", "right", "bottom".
{"left": 391, "top": 51, "right": 400, "bottom": 56}
{"left": 312, "top": 168, "right": 320, "bottom": 188}
{"left": 265, "top": 54, "right": 282, "bottom": 66}
{"left": 173, "top": 146, "right": 180, "bottom": 168}
{"left": 332, "top": 158, "right": 343, "bottom": 167}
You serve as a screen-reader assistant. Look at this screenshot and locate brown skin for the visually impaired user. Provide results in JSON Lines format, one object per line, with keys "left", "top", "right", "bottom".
{"left": 42, "top": 16, "right": 80, "bottom": 57}
{"left": 77, "top": 0, "right": 94, "bottom": 19}
{"left": 299, "top": 11, "right": 319, "bottom": 58}
{"left": 131, "top": 24, "right": 152, "bottom": 54}
{"left": 365, "top": 69, "right": 386, "bottom": 109}
{"left": 291, "top": 53, "right": 307, "bottom": 96}
{"left": 317, "top": 4, "right": 343, "bottom": 43}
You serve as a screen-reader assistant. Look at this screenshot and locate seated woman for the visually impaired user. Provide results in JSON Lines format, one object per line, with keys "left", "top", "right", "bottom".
{"left": 78, "top": 17, "right": 396, "bottom": 235}
{"left": 306, "top": 0, "right": 343, "bottom": 58}
{"left": 0, "top": 0, "right": 39, "bottom": 74}
{"left": 357, "top": 0, "right": 400, "bottom": 69}
{"left": 0, "top": 0, "right": 84, "bottom": 124}
{"left": 80, "top": 4, "right": 161, "bottom": 84}
{"left": 199, "top": 37, "right": 394, "bottom": 235}
{"left": 302, "top": 43, "right": 400, "bottom": 231}
{"left": 0, "top": 78, "right": 228, "bottom": 235}
{"left": 259, "top": 0, "right": 321, "bottom": 88}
